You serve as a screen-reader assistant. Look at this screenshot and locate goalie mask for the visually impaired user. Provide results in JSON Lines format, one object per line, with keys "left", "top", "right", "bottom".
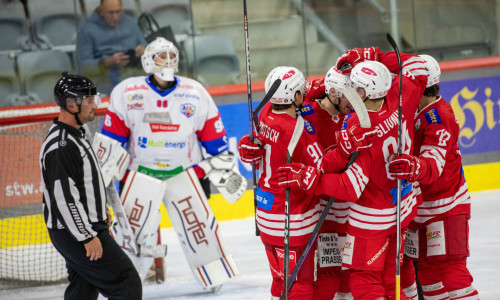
{"left": 419, "top": 54, "right": 441, "bottom": 87}
{"left": 349, "top": 61, "right": 391, "bottom": 100}
{"left": 265, "top": 66, "right": 306, "bottom": 105}
{"left": 54, "top": 72, "right": 100, "bottom": 109}
{"left": 141, "top": 37, "right": 179, "bottom": 82}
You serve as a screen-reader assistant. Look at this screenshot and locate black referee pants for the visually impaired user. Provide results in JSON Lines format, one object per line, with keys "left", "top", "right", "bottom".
{"left": 49, "top": 229, "right": 142, "bottom": 300}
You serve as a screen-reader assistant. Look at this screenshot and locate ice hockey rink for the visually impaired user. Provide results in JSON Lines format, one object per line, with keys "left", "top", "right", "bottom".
{"left": 1, "top": 189, "right": 499, "bottom": 300}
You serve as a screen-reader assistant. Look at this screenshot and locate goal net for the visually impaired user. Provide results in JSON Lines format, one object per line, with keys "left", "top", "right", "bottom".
{"left": 0, "top": 103, "right": 106, "bottom": 289}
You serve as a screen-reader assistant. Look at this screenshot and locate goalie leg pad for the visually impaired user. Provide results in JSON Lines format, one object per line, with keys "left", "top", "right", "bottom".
{"left": 163, "top": 168, "right": 239, "bottom": 288}
{"left": 121, "top": 171, "right": 166, "bottom": 245}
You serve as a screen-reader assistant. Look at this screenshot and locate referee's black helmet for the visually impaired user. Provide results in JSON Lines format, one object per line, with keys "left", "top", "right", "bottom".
{"left": 54, "top": 72, "right": 97, "bottom": 108}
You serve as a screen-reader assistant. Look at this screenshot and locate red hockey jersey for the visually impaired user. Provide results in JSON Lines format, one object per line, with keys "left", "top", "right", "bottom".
{"left": 410, "top": 97, "right": 471, "bottom": 229}
{"left": 256, "top": 103, "right": 325, "bottom": 247}
{"left": 315, "top": 53, "right": 428, "bottom": 239}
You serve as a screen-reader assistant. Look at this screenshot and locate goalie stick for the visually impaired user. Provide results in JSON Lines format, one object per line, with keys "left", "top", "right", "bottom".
{"left": 387, "top": 32, "right": 404, "bottom": 300}
{"left": 282, "top": 114, "right": 305, "bottom": 300}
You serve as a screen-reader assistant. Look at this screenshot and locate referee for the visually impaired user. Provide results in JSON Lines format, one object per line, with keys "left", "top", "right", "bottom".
{"left": 40, "top": 73, "right": 141, "bottom": 300}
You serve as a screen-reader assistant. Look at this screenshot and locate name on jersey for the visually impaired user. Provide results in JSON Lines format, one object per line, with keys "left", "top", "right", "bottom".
{"left": 174, "top": 93, "right": 200, "bottom": 100}
{"left": 258, "top": 122, "right": 280, "bottom": 143}
{"left": 424, "top": 108, "right": 442, "bottom": 124}
{"left": 138, "top": 136, "right": 186, "bottom": 149}
{"left": 124, "top": 84, "right": 148, "bottom": 93}
{"left": 375, "top": 110, "right": 399, "bottom": 137}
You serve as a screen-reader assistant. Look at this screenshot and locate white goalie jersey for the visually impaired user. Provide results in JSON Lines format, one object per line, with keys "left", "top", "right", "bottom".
{"left": 101, "top": 75, "right": 229, "bottom": 179}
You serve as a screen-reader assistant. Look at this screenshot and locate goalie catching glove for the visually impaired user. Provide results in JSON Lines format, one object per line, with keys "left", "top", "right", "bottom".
{"left": 388, "top": 154, "right": 429, "bottom": 182}
{"left": 277, "top": 163, "right": 320, "bottom": 191}
{"left": 237, "top": 134, "right": 265, "bottom": 164}
{"left": 197, "top": 152, "right": 247, "bottom": 204}
{"left": 335, "top": 124, "right": 377, "bottom": 160}
{"left": 335, "top": 47, "right": 380, "bottom": 74}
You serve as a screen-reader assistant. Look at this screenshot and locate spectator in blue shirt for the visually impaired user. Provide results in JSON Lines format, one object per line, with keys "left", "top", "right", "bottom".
{"left": 76, "top": 0, "right": 147, "bottom": 95}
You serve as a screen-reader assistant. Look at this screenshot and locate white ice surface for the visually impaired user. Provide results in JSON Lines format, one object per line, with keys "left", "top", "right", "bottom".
{"left": 1, "top": 189, "right": 499, "bottom": 300}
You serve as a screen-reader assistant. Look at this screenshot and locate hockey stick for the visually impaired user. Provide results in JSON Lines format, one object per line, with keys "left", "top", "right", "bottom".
{"left": 282, "top": 114, "right": 305, "bottom": 300}
{"left": 281, "top": 152, "right": 359, "bottom": 298}
{"left": 242, "top": 0, "right": 260, "bottom": 236}
{"left": 387, "top": 32, "right": 403, "bottom": 300}
{"left": 252, "top": 78, "right": 282, "bottom": 131}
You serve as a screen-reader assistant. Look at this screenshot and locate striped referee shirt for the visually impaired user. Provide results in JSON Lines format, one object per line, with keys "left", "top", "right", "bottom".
{"left": 40, "top": 119, "right": 107, "bottom": 243}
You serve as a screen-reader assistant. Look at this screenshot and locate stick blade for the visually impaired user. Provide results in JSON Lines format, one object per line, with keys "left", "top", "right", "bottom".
{"left": 343, "top": 87, "right": 371, "bottom": 128}
{"left": 287, "top": 115, "right": 304, "bottom": 161}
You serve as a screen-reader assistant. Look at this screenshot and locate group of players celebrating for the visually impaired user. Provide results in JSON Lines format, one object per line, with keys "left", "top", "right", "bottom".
{"left": 238, "top": 47, "right": 479, "bottom": 299}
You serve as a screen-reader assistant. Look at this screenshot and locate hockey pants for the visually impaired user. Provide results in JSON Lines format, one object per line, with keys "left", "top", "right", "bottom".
{"left": 49, "top": 229, "right": 142, "bottom": 300}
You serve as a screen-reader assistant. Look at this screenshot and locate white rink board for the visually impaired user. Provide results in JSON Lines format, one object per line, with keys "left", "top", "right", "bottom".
{"left": 1, "top": 189, "right": 499, "bottom": 300}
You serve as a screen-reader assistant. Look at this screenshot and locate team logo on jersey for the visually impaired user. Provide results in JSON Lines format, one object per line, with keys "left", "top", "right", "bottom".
{"left": 424, "top": 108, "right": 442, "bottom": 124}
{"left": 303, "top": 119, "right": 315, "bottom": 134}
{"left": 415, "top": 118, "right": 421, "bottom": 131}
{"left": 180, "top": 103, "right": 196, "bottom": 117}
{"left": 300, "top": 104, "right": 314, "bottom": 117}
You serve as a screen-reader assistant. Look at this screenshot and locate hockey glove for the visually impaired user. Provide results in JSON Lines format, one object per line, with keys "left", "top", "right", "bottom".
{"left": 335, "top": 47, "right": 380, "bottom": 74}
{"left": 277, "top": 163, "right": 320, "bottom": 191}
{"left": 238, "top": 134, "right": 265, "bottom": 164}
{"left": 304, "top": 78, "right": 326, "bottom": 102}
{"left": 388, "top": 154, "right": 428, "bottom": 182}
{"left": 335, "top": 125, "right": 377, "bottom": 160}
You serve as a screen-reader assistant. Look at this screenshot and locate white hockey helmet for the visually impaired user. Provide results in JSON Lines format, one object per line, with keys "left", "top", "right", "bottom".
{"left": 324, "top": 66, "right": 348, "bottom": 99}
{"left": 419, "top": 54, "right": 441, "bottom": 87}
{"left": 265, "top": 66, "right": 306, "bottom": 105}
{"left": 349, "top": 61, "right": 392, "bottom": 99}
{"left": 141, "top": 37, "right": 179, "bottom": 81}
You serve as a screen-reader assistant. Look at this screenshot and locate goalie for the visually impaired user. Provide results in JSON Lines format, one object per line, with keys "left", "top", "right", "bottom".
{"left": 96, "top": 37, "right": 245, "bottom": 289}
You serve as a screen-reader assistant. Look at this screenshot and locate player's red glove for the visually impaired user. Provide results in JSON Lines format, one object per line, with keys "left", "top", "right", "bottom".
{"left": 388, "top": 154, "right": 428, "bottom": 182}
{"left": 238, "top": 134, "right": 265, "bottom": 164}
{"left": 335, "top": 125, "right": 377, "bottom": 159}
{"left": 277, "top": 163, "right": 320, "bottom": 191}
{"left": 335, "top": 47, "right": 380, "bottom": 74}
{"left": 304, "top": 78, "right": 326, "bottom": 103}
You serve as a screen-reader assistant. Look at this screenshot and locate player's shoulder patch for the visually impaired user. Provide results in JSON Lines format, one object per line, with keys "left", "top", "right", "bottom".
{"left": 303, "top": 119, "right": 315, "bottom": 134}
{"left": 341, "top": 114, "right": 352, "bottom": 130}
{"left": 300, "top": 104, "right": 315, "bottom": 117}
{"left": 424, "top": 108, "right": 442, "bottom": 124}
